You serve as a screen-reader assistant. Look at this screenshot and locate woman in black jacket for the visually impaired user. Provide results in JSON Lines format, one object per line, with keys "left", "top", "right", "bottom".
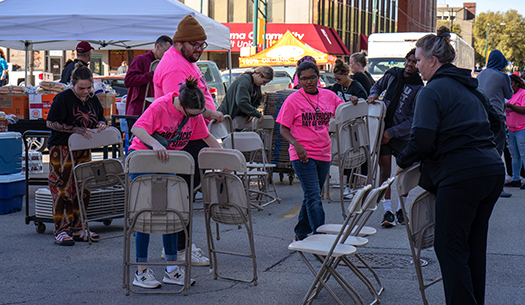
{"left": 396, "top": 26, "right": 504, "bottom": 305}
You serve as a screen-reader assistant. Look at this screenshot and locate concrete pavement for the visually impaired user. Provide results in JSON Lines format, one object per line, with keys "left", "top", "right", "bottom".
{"left": 1, "top": 169, "right": 524, "bottom": 305}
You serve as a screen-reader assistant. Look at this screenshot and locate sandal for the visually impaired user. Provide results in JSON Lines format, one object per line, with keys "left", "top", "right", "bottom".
{"left": 73, "top": 229, "right": 100, "bottom": 242}
{"left": 54, "top": 232, "right": 75, "bottom": 246}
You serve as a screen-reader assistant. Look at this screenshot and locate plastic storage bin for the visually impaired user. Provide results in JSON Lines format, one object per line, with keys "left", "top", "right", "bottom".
{"left": 0, "top": 132, "right": 23, "bottom": 175}
{"left": 0, "top": 173, "right": 25, "bottom": 214}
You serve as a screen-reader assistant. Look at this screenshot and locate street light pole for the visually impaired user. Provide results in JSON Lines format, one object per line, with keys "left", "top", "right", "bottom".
{"left": 484, "top": 22, "right": 505, "bottom": 66}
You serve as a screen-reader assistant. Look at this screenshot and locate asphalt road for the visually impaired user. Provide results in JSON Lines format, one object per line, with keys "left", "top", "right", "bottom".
{"left": 1, "top": 168, "right": 524, "bottom": 305}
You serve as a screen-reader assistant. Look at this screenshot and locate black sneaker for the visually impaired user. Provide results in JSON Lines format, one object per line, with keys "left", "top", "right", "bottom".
{"left": 381, "top": 211, "right": 395, "bottom": 227}
{"left": 396, "top": 210, "right": 406, "bottom": 225}
{"left": 504, "top": 180, "right": 522, "bottom": 187}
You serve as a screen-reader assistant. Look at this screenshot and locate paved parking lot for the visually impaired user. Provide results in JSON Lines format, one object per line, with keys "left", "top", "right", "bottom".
{"left": 1, "top": 168, "right": 524, "bottom": 305}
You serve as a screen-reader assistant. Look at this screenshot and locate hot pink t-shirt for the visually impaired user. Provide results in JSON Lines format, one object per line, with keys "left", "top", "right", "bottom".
{"left": 129, "top": 93, "right": 209, "bottom": 151}
{"left": 276, "top": 88, "right": 343, "bottom": 162}
{"left": 154, "top": 46, "right": 216, "bottom": 113}
{"left": 506, "top": 88, "right": 525, "bottom": 132}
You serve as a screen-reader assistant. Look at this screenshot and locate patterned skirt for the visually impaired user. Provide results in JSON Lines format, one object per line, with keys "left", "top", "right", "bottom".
{"left": 48, "top": 145, "right": 91, "bottom": 235}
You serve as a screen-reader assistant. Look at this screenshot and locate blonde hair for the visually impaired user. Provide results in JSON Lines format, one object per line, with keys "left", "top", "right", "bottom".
{"left": 350, "top": 51, "right": 368, "bottom": 67}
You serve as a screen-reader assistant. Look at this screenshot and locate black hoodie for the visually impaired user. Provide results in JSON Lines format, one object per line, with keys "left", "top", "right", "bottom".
{"left": 396, "top": 64, "right": 504, "bottom": 192}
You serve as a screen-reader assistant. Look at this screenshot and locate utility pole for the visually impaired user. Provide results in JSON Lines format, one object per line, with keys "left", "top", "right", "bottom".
{"left": 484, "top": 22, "right": 505, "bottom": 66}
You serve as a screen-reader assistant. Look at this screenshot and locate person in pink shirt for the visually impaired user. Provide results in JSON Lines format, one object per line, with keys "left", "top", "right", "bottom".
{"left": 504, "top": 75, "right": 525, "bottom": 188}
{"left": 152, "top": 14, "right": 223, "bottom": 266}
{"left": 292, "top": 56, "right": 322, "bottom": 89}
{"left": 277, "top": 61, "right": 343, "bottom": 240}
{"left": 129, "top": 77, "right": 221, "bottom": 289}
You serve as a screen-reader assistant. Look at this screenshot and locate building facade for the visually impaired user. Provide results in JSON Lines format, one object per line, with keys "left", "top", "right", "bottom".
{"left": 184, "top": 0, "right": 399, "bottom": 69}
{"left": 436, "top": 2, "right": 475, "bottom": 47}
{"left": 397, "top": 0, "right": 437, "bottom": 33}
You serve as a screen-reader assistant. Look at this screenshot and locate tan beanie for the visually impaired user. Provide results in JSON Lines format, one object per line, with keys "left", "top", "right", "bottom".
{"left": 172, "top": 15, "right": 207, "bottom": 42}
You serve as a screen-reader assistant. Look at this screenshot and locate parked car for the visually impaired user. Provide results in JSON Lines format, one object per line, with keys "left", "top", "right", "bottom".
{"left": 319, "top": 71, "right": 336, "bottom": 88}
{"left": 196, "top": 60, "right": 226, "bottom": 106}
{"left": 221, "top": 67, "right": 293, "bottom": 93}
{"left": 93, "top": 74, "right": 127, "bottom": 97}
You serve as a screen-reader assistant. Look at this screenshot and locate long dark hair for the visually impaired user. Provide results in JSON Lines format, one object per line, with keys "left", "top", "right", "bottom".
{"left": 179, "top": 76, "right": 206, "bottom": 109}
{"left": 510, "top": 74, "right": 525, "bottom": 90}
{"left": 0, "top": 49, "right": 5, "bottom": 60}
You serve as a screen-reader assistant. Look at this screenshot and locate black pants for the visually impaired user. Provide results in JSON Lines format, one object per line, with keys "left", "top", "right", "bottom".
{"left": 434, "top": 174, "right": 503, "bottom": 305}
{"left": 178, "top": 139, "right": 208, "bottom": 251}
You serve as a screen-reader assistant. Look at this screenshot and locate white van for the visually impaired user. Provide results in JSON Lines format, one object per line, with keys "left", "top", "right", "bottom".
{"left": 367, "top": 32, "right": 475, "bottom": 81}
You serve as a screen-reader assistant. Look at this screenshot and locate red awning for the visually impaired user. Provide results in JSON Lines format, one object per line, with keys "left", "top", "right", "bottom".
{"left": 359, "top": 34, "right": 368, "bottom": 51}
{"left": 224, "top": 23, "right": 349, "bottom": 55}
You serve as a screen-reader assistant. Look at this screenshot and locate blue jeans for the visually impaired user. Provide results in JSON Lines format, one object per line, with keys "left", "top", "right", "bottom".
{"left": 292, "top": 159, "right": 331, "bottom": 240}
{"left": 129, "top": 172, "right": 178, "bottom": 263}
{"left": 507, "top": 128, "right": 525, "bottom": 181}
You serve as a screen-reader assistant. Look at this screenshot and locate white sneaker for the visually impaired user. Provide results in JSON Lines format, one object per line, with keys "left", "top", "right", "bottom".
{"left": 342, "top": 186, "right": 350, "bottom": 196}
{"left": 133, "top": 268, "right": 162, "bottom": 289}
{"left": 194, "top": 191, "right": 203, "bottom": 200}
{"left": 161, "top": 247, "right": 165, "bottom": 259}
{"left": 177, "top": 244, "right": 210, "bottom": 266}
{"left": 163, "top": 266, "right": 196, "bottom": 286}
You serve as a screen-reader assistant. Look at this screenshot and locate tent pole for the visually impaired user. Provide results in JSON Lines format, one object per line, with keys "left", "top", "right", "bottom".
{"left": 228, "top": 49, "right": 232, "bottom": 86}
{"left": 24, "top": 42, "right": 29, "bottom": 86}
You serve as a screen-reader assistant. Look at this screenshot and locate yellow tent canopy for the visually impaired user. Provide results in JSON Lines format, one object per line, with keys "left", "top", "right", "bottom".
{"left": 239, "top": 30, "right": 337, "bottom": 67}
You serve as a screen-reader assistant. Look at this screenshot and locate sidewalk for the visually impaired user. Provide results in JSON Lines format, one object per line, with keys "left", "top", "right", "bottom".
{"left": 1, "top": 171, "right": 524, "bottom": 305}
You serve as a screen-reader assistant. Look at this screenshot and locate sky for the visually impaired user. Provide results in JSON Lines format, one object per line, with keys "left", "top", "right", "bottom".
{"left": 437, "top": 0, "right": 525, "bottom": 16}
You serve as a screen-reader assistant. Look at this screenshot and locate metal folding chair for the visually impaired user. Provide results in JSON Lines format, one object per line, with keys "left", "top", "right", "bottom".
{"left": 198, "top": 148, "right": 257, "bottom": 285}
{"left": 222, "top": 131, "right": 280, "bottom": 214}
{"left": 328, "top": 99, "right": 370, "bottom": 218}
{"left": 68, "top": 127, "right": 125, "bottom": 244}
{"left": 123, "top": 150, "right": 194, "bottom": 295}
{"left": 207, "top": 115, "right": 234, "bottom": 146}
{"left": 366, "top": 101, "right": 387, "bottom": 187}
{"left": 396, "top": 163, "right": 441, "bottom": 305}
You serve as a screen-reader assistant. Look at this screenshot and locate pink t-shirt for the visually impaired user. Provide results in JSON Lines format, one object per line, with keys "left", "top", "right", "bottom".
{"left": 153, "top": 46, "right": 216, "bottom": 113}
{"left": 276, "top": 88, "right": 343, "bottom": 162}
{"left": 129, "top": 93, "right": 209, "bottom": 151}
{"left": 506, "top": 88, "right": 525, "bottom": 132}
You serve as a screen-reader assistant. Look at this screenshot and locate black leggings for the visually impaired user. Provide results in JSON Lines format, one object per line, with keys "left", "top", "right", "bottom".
{"left": 434, "top": 174, "right": 503, "bottom": 305}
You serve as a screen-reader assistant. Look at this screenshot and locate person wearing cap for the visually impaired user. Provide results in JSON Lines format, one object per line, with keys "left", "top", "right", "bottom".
{"left": 154, "top": 14, "right": 224, "bottom": 267}
{"left": 60, "top": 41, "right": 94, "bottom": 84}
{"left": 124, "top": 35, "right": 173, "bottom": 116}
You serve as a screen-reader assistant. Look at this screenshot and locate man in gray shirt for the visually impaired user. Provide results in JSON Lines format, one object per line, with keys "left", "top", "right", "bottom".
{"left": 477, "top": 49, "right": 513, "bottom": 197}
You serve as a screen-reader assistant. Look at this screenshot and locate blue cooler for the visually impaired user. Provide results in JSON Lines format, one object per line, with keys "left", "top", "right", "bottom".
{"left": 0, "top": 173, "right": 25, "bottom": 214}
{"left": 0, "top": 132, "right": 23, "bottom": 175}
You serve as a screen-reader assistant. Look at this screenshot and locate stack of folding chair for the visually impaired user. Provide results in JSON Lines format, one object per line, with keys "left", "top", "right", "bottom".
{"left": 396, "top": 163, "right": 441, "bottom": 305}
{"left": 288, "top": 179, "right": 394, "bottom": 305}
{"left": 198, "top": 148, "right": 258, "bottom": 285}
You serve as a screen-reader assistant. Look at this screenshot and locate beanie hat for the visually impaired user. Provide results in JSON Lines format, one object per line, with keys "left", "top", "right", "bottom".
{"left": 172, "top": 15, "right": 207, "bottom": 42}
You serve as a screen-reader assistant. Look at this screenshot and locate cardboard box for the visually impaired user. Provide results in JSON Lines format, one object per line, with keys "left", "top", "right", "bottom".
{"left": 0, "top": 95, "right": 29, "bottom": 119}
{"left": 29, "top": 94, "right": 53, "bottom": 119}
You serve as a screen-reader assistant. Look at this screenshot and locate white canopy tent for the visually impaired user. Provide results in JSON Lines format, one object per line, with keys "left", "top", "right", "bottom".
{"left": 0, "top": 0, "right": 231, "bottom": 81}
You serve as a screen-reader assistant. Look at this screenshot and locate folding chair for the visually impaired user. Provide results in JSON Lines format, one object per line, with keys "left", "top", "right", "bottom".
{"left": 68, "top": 127, "right": 126, "bottom": 244}
{"left": 366, "top": 101, "right": 387, "bottom": 187}
{"left": 123, "top": 150, "right": 194, "bottom": 295}
{"left": 222, "top": 131, "right": 280, "bottom": 214}
{"left": 329, "top": 99, "right": 370, "bottom": 218}
{"left": 232, "top": 116, "right": 254, "bottom": 131}
{"left": 198, "top": 148, "right": 257, "bottom": 285}
{"left": 207, "top": 115, "right": 234, "bottom": 146}
{"left": 289, "top": 185, "right": 383, "bottom": 305}
{"left": 396, "top": 164, "right": 441, "bottom": 305}
{"left": 141, "top": 59, "right": 160, "bottom": 114}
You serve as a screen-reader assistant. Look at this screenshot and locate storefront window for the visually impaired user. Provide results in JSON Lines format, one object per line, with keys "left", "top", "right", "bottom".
{"left": 210, "top": 0, "right": 228, "bottom": 23}
{"left": 269, "top": 0, "right": 285, "bottom": 23}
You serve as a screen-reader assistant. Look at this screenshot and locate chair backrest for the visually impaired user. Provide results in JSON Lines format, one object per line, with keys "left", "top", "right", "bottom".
{"left": 252, "top": 115, "right": 275, "bottom": 130}
{"left": 252, "top": 115, "right": 275, "bottom": 163}
{"left": 347, "top": 184, "right": 372, "bottom": 215}
{"left": 367, "top": 101, "right": 386, "bottom": 157}
{"left": 198, "top": 148, "right": 251, "bottom": 225}
{"left": 68, "top": 126, "right": 123, "bottom": 151}
{"left": 409, "top": 190, "right": 436, "bottom": 250}
{"left": 232, "top": 116, "right": 253, "bottom": 130}
{"left": 333, "top": 99, "right": 368, "bottom": 125}
{"left": 73, "top": 159, "right": 125, "bottom": 189}
{"left": 126, "top": 150, "right": 194, "bottom": 235}
{"left": 396, "top": 163, "right": 421, "bottom": 196}
{"left": 208, "top": 115, "right": 234, "bottom": 141}
{"left": 125, "top": 150, "right": 194, "bottom": 175}
{"left": 222, "top": 131, "right": 264, "bottom": 154}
